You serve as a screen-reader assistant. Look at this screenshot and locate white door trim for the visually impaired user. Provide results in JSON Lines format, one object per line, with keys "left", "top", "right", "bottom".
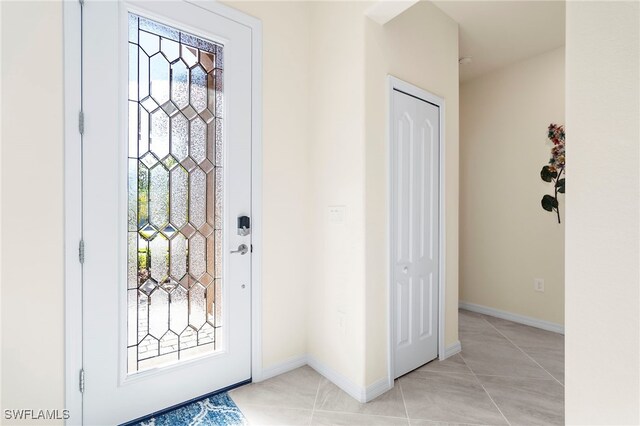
{"left": 63, "top": 2, "right": 262, "bottom": 423}
{"left": 387, "top": 75, "right": 446, "bottom": 383}
{"left": 63, "top": 1, "right": 83, "bottom": 423}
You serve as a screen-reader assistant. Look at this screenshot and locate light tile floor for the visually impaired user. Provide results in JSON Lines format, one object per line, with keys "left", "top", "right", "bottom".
{"left": 229, "top": 309, "right": 564, "bottom": 425}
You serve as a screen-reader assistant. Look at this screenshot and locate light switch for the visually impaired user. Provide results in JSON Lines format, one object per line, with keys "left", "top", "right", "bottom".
{"left": 328, "top": 205, "right": 346, "bottom": 224}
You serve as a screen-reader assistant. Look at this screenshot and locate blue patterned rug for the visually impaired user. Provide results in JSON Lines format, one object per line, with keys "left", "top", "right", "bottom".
{"left": 135, "top": 392, "right": 247, "bottom": 426}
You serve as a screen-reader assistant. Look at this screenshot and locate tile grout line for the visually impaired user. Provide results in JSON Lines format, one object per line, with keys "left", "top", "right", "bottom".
{"left": 447, "top": 372, "right": 558, "bottom": 380}
{"left": 309, "top": 376, "right": 321, "bottom": 425}
{"left": 458, "top": 351, "right": 512, "bottom": 426}
{"left": 400, "top": 374, "right": 497, "bottom": 426}
{"left": 312, "top": 409, "right": 412, "bottom": 421}
{"left": 479, "top": 315, "right": 565, "bottom": 387}
{"left": 411, "top": 369, "right": 558, "bottom": 381}
{"left": 397, "top": 379, "right": 412, "bottom": 425}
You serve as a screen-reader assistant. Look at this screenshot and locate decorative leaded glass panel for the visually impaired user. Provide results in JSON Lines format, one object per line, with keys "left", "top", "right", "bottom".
{"left": 127, "top": 13, "right": 224, "bottom": 374}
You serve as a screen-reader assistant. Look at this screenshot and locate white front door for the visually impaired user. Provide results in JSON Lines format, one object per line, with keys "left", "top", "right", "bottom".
{"left": 82, "top": 1, "right": 253, "bottom": 423}
{"left": 391, "top": 88, "right": 440, "bottom": 378}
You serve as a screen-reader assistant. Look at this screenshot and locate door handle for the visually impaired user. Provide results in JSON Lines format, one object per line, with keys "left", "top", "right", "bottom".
{"left": 230, "top": 244, "right": 249, "bottom": 255}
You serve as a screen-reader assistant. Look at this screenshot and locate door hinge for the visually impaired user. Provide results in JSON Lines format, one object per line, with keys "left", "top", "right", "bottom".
{"left": 78, "top": 111, "right": 85, "bottom": 135}
{"left": 79, "top": 240, "right": 85, "bottom": 264}
{"left": 79, "top": 369, "right": 85, "bottom": 393}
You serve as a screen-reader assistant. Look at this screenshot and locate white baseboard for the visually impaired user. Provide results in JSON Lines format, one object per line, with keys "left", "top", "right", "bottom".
{"left": 307, "top": 355, "right": 369, "bottom": 403}
{"left": 459, "top": 301, "right": 564, "bottom": 335}
{"left": 441, "top": 341, "right": 461, "bottom": 359}
{"left": 256, "top": 354, "right": 393, "bottom": 403}
{"left": 260, "top": 353, "right": 454, "bottom": 405}
{"left": 258, "top": 354, "right": 308, "bottom": 382}
{"left": 364, "top": 377, "right": 393, "bottom": 402}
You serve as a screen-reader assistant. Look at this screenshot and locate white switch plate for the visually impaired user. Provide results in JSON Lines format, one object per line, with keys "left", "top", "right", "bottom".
{"left": 328, "top": 205, "right": 346, "bottom": 224}
{"left": 534, "top": 278, "right": 545, "bottom": 292}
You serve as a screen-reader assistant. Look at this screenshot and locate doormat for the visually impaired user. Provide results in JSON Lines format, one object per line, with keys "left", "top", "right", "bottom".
{"left": 134, "top": 392, "right": 247, "bottom": 426}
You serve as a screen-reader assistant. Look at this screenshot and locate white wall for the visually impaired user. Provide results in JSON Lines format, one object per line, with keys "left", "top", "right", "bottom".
{"left": 364, "top": 1, "right": 460, "bottom": 385}
{"left": 1, "top": 1, "right": 65, "bottom": 422}
{"left": 565, "top": 1, "right": 640, "bottom": 423}
{"left": 460, "top": 47, "right": 565, "bottom": 326}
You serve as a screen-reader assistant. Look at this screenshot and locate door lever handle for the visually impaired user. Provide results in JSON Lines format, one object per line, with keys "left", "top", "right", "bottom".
{"left": 230, "top": 244, "right": 249, "bottom": 255}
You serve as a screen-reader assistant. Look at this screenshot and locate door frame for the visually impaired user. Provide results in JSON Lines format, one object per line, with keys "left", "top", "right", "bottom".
{"left": 63, "top": 1, "right": 262, "bottom": 423}
{"left": 387, "top": 76, "right": 446, "bottom": 382}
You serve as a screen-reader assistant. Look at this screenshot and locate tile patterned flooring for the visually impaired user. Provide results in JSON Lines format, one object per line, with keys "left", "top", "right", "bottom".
{"left": 229, "top": 310, "right": 564, "bottom": 425}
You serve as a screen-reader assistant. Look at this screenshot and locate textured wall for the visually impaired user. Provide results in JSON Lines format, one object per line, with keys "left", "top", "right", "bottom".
{"left": 565, "top": 1, "right": 640, "bottom": 423}
{"left": 1, "top": 2, "right": 65, "bottom": 423}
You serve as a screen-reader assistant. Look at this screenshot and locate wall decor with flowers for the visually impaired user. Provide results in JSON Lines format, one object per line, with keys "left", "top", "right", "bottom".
{"left": 540, "top": 123, "right": 565, "bottom": 224}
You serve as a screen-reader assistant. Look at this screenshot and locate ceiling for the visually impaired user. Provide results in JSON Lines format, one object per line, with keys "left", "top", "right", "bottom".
{"left": 432, "top": 1, "right": 566, "bottom": 82}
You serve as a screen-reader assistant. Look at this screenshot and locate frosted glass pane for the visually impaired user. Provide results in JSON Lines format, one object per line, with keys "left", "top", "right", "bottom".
{"left": 138, "top": 235, "right": 149, "bottom": 284}
{"left": 128, "top": 233, "right": 137, "bottom": 289}
{"left": 181, "top": 32, "right": 218, "bottom": 55}
{"left": 206, "top": 172, "right": 215, "bottom": 229}
{"left": 160, "top": 331, "right": 178, "bottom": 355}
{"left": 137, "top": 163, "right": 149, "bottom": 229}
{"left": 199, "top": 322, "right": 215, "bottom": 345}
{"left": 190, "top": 65, "right": 207, "bottom": 113}
{"left": 129, "top": 103, "right": 138, "bottom": 158}
{"left": 180, "top": 327, "right": 197, "bottom": 350}
{"left": 215, "top": 45, "right": 224, "bottom": 69}
{"left": 128, "top": 12, "right": 224, "bottom": 374}
{"left": 138, "top": 292, "right": 149, "bottom": 343}
{"left": 150, "top": 54, "right": 169, "bottom": 104}
{"left": 189, "top": 232, "right": 206, "bottom": 279}
{"left": 128, "top": 290, "right": 137, "bottom": 346}
{"left": 149, "top": 164, "right": 169, "bottom": 229}
{"left": 128, "top": 159, "right": 137, "bottom": 231}
{"left": 170, "top": 285, "right": 188, "bottom": 334}
{"left": 215, "top": 167, "right": 223, "bottom": 230}
{"left": 139, "top": 49, "right": 149, "bottom": 100}
{"left": 190, "top": 118, "right": 206, "bottom": 164}
{"left": 189, "top": 283, "right": 206, "bottom": 328}
{"left": 170, "top": 165, "right": 188, "bottom": 228}
{"left": 215, "top": 119, "right": 223, "bottom": 167}
{"left": 171, "top": 60, "right": 189, "bottom": 109}
{"left": 139, "top": 106, "right": 149, "bottom": 154}
{"left": 129, "top": 44, "right": 138, "bottom": 101}
{"left": 170, "top": 114, "right": 188, "bottom": 161}
{"left": 170, "top": 232, "right": 187, "bottom": 280}
{"left": 149, "top": 233, "right": 169, "bottom": 282}
{"left": 215, "top": 69, "right": 223, "bottom": 118}
{"left": 149, "top": 289, "right": 169, "bottom": 339}
{"left": 128, "top": 14, "right": 138, "bottom": 43}
{"left": 139, "top": 335, "right": 158, "bottom": 360}
{"left": 150, "top": 110, "right": 169, "bottom": 159}
{"left": 214, "top": 279, "right": 222, "bottom": 327}
{"left": 139, "top": 16, "right": 180, "bottom": 42}
{"left": 189, "top": 168, "right": 206, "bottom": 228}
{"left": 214, "top": 230, "right": 222, "bottom": 279}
